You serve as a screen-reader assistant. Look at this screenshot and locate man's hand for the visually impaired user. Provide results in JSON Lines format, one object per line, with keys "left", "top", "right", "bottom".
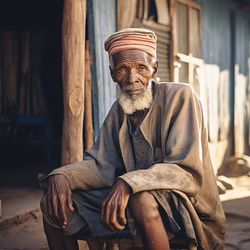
{"left": 101, "top": 179, "right": 132, "bottom": 231}
{"left": 47, "top": 174, "right": 74, "bottom": 228}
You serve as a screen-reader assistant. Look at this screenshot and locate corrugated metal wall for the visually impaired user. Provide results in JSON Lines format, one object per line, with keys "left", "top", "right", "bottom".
{"left": 138, "top": 21, "right": 171, "bottom": 82}
{"left": 198, "top": 0, "right": 250, "bottom": 171}
{"left": 88, "top": 0, "right": 117, "bottom": 135}
{"left": 234, "top": 9, "right": 250, "bottom": 155}
{"left": 197, "top": 0, "right": 233, "bottom": 171}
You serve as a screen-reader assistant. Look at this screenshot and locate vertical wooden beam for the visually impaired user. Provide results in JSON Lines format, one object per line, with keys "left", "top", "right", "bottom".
{"left": 170, "top": 0, "right": 177, "bottom": 82}
{"left": 84, "top": 41, "right": 94, "bottom": 150}
{"left": 229, "top": 10, "right": 236, "bottom": 155}
{"left": 61, "top": 0, "right": 86, "bottom": 165}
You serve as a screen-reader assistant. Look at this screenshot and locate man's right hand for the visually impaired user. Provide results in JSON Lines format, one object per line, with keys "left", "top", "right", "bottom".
{"left": 46, "top": 174, "right": 74, "bottom": 228}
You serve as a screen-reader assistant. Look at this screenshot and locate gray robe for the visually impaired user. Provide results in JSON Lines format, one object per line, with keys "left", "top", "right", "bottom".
{"left": 50, "top": 82, "right": 226, "bottom": 249}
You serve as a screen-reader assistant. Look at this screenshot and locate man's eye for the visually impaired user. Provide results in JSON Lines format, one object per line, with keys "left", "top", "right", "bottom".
{"left": 138, "top": 65, "right": 147, "bottom": 71}
{"left": 117, "top": 67, "right": 127, "bottom": 74}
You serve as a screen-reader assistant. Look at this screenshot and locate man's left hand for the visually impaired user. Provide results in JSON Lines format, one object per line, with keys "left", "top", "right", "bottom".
{"left": 100, "top": 179, "right": 132, "bottom": 231}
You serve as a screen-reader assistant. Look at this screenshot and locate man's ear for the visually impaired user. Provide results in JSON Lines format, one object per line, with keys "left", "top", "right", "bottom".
{"left": 152, "top": 60, "right": 158, "bottom": 77}
{"left": 109, "top": 65, "right": 117, "bottom": 82}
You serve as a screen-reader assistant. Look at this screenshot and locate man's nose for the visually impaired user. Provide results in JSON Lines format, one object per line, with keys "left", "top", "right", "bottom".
{"left": 128, "top": 69, "right": 139, "bottom": 85}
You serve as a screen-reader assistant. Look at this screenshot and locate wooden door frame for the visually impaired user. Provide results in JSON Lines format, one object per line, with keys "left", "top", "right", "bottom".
{"left": 170, "top": 0, "right": 203, "bottom": 83}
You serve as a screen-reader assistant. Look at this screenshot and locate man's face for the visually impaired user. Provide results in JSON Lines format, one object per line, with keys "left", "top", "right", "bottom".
{"left": 110, "top": 50, "right": 157, "bottom": 98}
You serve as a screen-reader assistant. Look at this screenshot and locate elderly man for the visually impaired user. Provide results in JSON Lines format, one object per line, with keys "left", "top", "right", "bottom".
{"left": 41, "top": 28, "right": 226, "bottom": 250}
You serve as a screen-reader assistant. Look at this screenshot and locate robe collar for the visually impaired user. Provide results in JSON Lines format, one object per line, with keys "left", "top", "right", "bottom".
{"left": 118, "top": 82, "right": 159, "bottom": 172}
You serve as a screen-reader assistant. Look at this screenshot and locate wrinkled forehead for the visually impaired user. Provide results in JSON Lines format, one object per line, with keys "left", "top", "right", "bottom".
{"left": 110, "top": 50, "right": 153, "bottom": 68}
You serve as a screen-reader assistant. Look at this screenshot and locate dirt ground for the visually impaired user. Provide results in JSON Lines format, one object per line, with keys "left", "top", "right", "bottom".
{"left": 0, "top": 206, "right": 249, "bottom": 250}
{"left": 222, "top": 176, "right": 250, "bottom": 250}
{"left": 0, "top": 212, "right": 48, "bottom": 250}
{"left": 0, "top": 175, "right": 250, "bottom": 250}
{"left": 0, "top": 212, "right": 89, "bottom": 250}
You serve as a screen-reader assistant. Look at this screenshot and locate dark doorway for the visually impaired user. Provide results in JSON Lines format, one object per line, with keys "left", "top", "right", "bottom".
{"left": 0, "top": 0, "right": 64, "bottom": 186}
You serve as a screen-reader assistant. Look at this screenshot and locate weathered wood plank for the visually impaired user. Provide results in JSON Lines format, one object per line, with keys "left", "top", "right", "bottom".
{"left": 117, "top": 0, "right": 137, "bottom": 29}
{"left": 84, "top": 41, "right": 94, "bottom": 150}
{"left": 218, "top": 70, "right": 230, "bottom": 141}
{"left": 234, "top": 65, "right": 246, "bottom": 155}
{"left": 61, "top": 0, "right": 86, "bottom": 165}
{"left": 203, "top": 64, "right": 220, "bottom": 142}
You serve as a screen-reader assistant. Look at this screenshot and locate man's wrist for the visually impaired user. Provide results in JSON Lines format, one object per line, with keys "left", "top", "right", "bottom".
{"left": 116, "top": 178, "right": 132, "bottom": 194}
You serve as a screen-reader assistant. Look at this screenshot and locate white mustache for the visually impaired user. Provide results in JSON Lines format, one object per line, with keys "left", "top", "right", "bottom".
{"left": 118, "top": 82, "right": 153, "bottom": 114}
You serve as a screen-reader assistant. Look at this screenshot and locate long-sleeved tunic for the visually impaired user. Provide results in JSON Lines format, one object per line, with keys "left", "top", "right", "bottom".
{"left": 50, "top": 82, "right": 226, "bottom": 249}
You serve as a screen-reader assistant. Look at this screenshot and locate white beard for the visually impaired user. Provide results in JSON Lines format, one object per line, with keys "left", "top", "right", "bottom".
{"left": 118, "top": 81, "right": 153, "bottom": 114}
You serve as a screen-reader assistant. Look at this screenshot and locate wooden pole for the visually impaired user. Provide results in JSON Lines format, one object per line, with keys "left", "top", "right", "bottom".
{"left": 84, "top": 41, "right": 94, "bottom": 150}
{"left": 61, "top": 0, "right": 86, "bottom": 165}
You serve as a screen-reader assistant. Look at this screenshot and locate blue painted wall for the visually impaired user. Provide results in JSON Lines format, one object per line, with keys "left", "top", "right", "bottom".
{"left": 198, "top": 0, "right": 250, "bottom": 76}
{"left": 198, "top": 0, "right": 250, "bottom": 157}
{"left": 198, "top": 0, "right": 235, "bottom": 71}
{"left": 88, "top": 0, "right": 117, "bottom": 136}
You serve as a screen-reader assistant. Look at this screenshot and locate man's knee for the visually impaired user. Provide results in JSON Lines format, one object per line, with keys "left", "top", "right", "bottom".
{"left": 129, "top": 191, "right": 160, "bottom": 226}
{"left": 40, "top": 194, "right": 50, "bottom": 220}
{"left": 41, "top": 194, "right": 87, "bottom": 236}
{"left": 40, "top": 194, "right": 60, "bottom": 231}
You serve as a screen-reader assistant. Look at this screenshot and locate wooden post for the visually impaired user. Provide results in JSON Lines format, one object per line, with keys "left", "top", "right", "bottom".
{"left": 61, "top": 0, "right": 86, "bottom": 165}
{"left": 84, "top": 41, "right": 94, "bottom": 150}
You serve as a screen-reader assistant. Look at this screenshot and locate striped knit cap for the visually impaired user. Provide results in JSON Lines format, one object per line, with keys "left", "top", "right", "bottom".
{"left": 104, "top": 28, "right": 157, "bottom": 59}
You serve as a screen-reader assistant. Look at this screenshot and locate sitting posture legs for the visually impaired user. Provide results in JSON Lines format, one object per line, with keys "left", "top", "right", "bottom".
{"left": 43, "top": 218, "right": 79, "bottom": 250}
{"left": 129, "top": 191, "right": 170, "bottom": 250}
{"left": 42, "top": 188, "right": 170, "bottom": 250}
